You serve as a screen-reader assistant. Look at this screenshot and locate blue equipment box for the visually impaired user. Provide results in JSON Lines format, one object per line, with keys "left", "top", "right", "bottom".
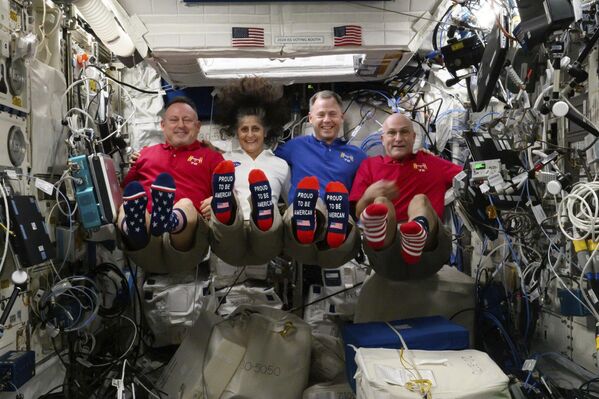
{"left": 0, "top": 350, "right": 35, "bottom": 391}
{"left": 558, "top": 288, "right": 590, "bottom": 317}
{"left": 342, "top": 316, "right": 469, "bottom": 392}
{"left": 69, "top": 155, "right": 102, "bottom": 229}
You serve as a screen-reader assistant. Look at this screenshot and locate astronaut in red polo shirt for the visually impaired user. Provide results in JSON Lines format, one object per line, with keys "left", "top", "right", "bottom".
{"left": 349, "top": 113, "right": 462, "bottom": 280}
{"left": 117, "top": 97, "right": 224, "bottom": 273}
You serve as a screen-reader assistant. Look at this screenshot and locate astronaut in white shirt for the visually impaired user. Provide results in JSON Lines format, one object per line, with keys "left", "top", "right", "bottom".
{"left": 201, "top": 77, "right": 291, "bottom": 266}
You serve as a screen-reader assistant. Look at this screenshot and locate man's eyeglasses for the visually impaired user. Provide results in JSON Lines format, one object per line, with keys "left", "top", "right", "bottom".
{"left": 383, "top": 130, "right": 412, "bottom": 138}
{"left": 166, "top": 118, "right": 197, "bottom": 126}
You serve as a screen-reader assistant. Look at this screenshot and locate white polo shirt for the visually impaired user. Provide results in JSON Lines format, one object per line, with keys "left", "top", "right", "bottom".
{"left": 225, "top": 148, "right": 290, "bottom": 221}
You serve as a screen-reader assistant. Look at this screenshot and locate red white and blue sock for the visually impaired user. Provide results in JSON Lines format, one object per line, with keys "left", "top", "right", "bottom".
{"left": 325, "top": 181, "right": 349, "bottom": 248}
{"left": 292, "top": 176, "right": 319, "bottom": 244}
{"left": 399, "top": 216, "right": 429, "bottom": 264}
{"left": 360, "top": 203, "right": 388, "bottom": 250}
{"left": 150, "top": 173, "right": 181, "bottom": 236}
{"left": 211, "top": 160, "right": 236, "bottom": 225}
{"left": 249, "top": 169, "right": 273, "bottom": 231}
{"left": 122, "top": 181, "right": 148, "bottom": 250}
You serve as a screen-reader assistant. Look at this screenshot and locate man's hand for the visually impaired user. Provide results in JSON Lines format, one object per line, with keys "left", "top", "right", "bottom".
{"left": 129, "top": 150, "right": 141, "bottom": 164}
{"left": 363, "top": 180, "right": 399, "bottom": 202}
{"left": 355, "top": 180, "right": 398, "bottom": 220}
{"left": 200, "top": 196, "right": 212, "bottom": 220}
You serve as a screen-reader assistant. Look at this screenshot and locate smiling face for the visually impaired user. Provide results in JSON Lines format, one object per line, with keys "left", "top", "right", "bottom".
{"left": 237, "top": 115, "right": 265, "bottom": 159}
{"left": 381, "top": 113, "right": 416, "bottom": 161}
{"left": 308, "top": 97, "right": 344, "bottom": 144}
{"left": 160, "top": 102, "right": 201, "bottom": 147}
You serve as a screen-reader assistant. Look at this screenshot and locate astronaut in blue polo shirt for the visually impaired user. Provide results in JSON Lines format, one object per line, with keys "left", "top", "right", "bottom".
{"left": 276, "top": 90, "right": 366, "bottom": 268}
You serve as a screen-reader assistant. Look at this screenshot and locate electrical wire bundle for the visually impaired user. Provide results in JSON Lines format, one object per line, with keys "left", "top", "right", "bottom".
{"left": 36, "top": 260, "right": 165, "bottom": 398}
{"left": 62, "top": 62, "right": 161, "bottom": 158}
{"left": 502, "top": 211, "right": 539, "bottom": 247}
{"left": 468, "top": 195, "right": 549, "bottom": 374}
{"left": 473, "top": 245, "right": 539, "bottom": 373}
{"left": 558, "top": 181, "right": 599, "bottom": 242}
{"left": 38, "top": 275, "right": 100, "bottom": 334}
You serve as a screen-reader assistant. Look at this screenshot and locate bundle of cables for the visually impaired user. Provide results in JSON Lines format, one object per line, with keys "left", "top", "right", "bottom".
{"left": 558, "top": 181, "right": 599, "bottom": 242}
{"left": 38, "top": 275, "right": 100, "bottom": 335}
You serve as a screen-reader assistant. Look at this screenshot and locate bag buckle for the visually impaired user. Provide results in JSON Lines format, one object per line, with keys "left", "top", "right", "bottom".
{"left": 279, "top": 321, "right": 296, "bottom": 337}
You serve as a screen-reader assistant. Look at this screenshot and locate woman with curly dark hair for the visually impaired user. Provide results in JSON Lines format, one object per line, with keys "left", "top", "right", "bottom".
{"left": 203, "top": 77, "right": 291, "bottom": 266}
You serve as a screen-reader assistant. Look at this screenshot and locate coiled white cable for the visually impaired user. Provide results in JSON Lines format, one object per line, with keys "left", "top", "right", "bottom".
{"left": 506, "top": 64, "right": 525, "bottom": 88}
{"left": 558, "top": 181, "right": 599, "bottom": 241}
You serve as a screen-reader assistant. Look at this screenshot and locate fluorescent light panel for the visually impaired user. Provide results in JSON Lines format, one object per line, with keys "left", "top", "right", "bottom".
{"left": 197, "top": 54, "right": 363, "bottom": 78}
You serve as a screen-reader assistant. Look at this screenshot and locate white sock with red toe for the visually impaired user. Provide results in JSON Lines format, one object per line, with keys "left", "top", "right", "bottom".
{"left": 360, "top": 203, "right": 388, "bottom": 250}
{"left": 399, "top": 216, "right": 429, "bottom": 264}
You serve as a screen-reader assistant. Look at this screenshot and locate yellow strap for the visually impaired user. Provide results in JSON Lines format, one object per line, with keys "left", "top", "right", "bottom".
{"left": 573, "top": 240, "right": 588, "bottom": 252}
{"left": 588, "top": 240, "right": 598, "bottom": 251}
{"left": 405, "top": 379, "right": 433, "bottom": 396}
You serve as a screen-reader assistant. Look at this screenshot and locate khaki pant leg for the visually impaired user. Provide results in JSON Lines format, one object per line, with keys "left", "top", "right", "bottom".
{"left": 208, "top": 204, "right": 248, "bottom": 266}
{"left": 162, "top": 218, "right": 210, "bottom": 272}
{"left": 245, "top": 207, "right": 284, "bottom": 265}
{"left": 117, "top": 229, "right": 168, "bottom": 273}
{"left": 282, "top": 199, "right": 327, "bottom": 265}
{"left": 364, "top": 218, "right": 452, "bottom": 281}
{"left": 317, "top": 217, "right": 361, "bottom": 268}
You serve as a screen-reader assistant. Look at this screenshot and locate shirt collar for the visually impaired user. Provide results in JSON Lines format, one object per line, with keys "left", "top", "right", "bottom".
{"left": 383, "top": 153, "right": 417, "bottom": 165}
{"left": 232, "top": 147, "right": 273, "bottom": 158}
{"left": 309, "top": 135, "right": 346, "bottom": 147}
{"left": 162, "top": 140, "right": 201, "bottom": 152}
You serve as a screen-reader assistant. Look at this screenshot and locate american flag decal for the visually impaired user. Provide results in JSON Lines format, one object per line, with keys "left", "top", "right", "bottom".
{"left": 297, "top": 219, "right": 311, "bottom": 227}
{"left": 333, "top": 25, "right": 362, "bottom": 47}
{"left": 232, "top": 27, "right": 265, "bottom": 47}
{"left": 330, "top": 222, "right": 344, "bottom": 230}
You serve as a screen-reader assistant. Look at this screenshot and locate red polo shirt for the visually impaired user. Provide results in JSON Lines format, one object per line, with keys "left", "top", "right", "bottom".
{"left": 349, "top": 152, "right": 462, "bottom": 221}
{"left": 123, "top": 141, "right": 224, "bottom": 211}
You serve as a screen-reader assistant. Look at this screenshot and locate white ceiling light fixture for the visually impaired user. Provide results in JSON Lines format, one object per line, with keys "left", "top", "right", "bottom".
{"left": 198, "top": 54, "right": 363, "bottom": 79}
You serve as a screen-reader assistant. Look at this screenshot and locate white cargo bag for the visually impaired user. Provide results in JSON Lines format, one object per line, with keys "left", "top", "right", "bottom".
{"left": 355, "top": 348, "right": 510, "bottom": 399}
{"left": 310, "top": 333, "right": 346, "bottom": 382}
{"left": 159, "top": 305, "right": 312, "bottom": 399}
{"left": 143, "top": 274, "right": 216, "bottom": 346}
{"left": 215, "top": 285, "right": 283, "bottom": 317}
{"left": 303, "top": 382, "right": 356, "bottom": 399}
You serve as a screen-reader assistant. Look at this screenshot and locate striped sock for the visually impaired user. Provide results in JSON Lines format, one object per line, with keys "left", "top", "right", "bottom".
{"left": 399, "top": 217, "right": 429, "bottom": 264}
{"left": 122, "top": 181, "right": 148, "bottom": 250}
{"left": 211, "top": 160, "right": 236, "bottom": 225}
{"left": 150, "top": 173, "right": 178, "bottom": 236}
{"left": 360, "top": 203, "right": 388, "bottom": 250}
{"left": 292, "top": 176, "right": 319, "bottom": 244}
{"left": 169, "top": 209, "right": 187, "bottom": 234}
{"left": 249, "top": 169, "right": 273, "bottom": 231}
{"left": 325, "top": 181, "right": 349, "bottom": 248}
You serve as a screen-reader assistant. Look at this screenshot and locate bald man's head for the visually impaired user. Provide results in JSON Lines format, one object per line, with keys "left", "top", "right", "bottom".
{"left": 381, "top": 113, "right": 416, "bottom": 161}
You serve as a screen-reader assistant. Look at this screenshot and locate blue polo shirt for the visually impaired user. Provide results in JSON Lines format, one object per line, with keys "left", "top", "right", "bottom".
{"left": 275, "top": 135, "right": 367, "bottom": 199}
